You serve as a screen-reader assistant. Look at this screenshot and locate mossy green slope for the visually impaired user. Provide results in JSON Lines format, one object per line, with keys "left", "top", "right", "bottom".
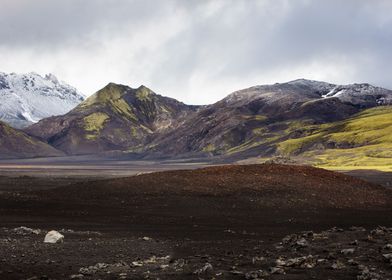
{"left": 275, "top": 106, "right": 392, "bottom": 171}
{"left": 79, "top": 83, "right": 138, "bottom": 122}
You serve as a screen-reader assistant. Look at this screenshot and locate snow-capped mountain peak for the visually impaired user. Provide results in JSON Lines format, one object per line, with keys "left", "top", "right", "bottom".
{"left": 0, "top": 72, "right": 85, "bottom": 128}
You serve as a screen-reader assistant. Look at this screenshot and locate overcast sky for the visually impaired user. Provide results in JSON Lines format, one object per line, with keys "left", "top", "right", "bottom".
{"left": 1, "top": 0, "right": 391, "bottom": 104}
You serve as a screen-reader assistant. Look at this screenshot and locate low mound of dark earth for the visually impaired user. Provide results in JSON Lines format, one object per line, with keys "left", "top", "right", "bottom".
{"left": 43, "top": 164, "right": 391, "bottom": 209}
{"left": 0, "top": 164, "right": 392, "bottom": 279}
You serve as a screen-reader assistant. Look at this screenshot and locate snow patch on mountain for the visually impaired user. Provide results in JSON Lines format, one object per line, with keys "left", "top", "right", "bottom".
{"left": 321, "top": 83, "right": 392, "bottom": 106}
{"left": 322, "top": 87, "right": 345, "bottom": 98}
{"left": 0, "top": 72, "right": 84, "bottom": 128}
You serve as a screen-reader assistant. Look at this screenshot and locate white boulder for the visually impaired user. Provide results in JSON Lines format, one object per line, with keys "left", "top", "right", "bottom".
{"left": 44, "top": 230, "right": 64, "bottom": 243}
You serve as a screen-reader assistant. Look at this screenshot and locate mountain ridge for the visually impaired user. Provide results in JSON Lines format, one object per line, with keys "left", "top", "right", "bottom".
{"left": 148, "top": 79, "right": 392, "bottom": 156}
{"left": 12, "top": 78, "right": 392, "bottom": 170}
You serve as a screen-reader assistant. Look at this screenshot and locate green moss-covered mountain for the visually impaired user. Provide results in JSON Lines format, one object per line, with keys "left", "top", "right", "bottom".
{"left": 23, "top": 79, "right": 392, "bottom": 170}
{"left": 25, "top": 83, "right": 198, "bottom": 155}
{"left": 0, "top": 121, "right": 64, "bottom": 159}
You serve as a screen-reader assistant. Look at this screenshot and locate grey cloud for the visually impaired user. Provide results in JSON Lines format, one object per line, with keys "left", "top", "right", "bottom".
{"left": 0, "top": 0, "right": 173, "bottom": 47}
{"left": 0, "top": 0, "right": 391, "bottom": 104}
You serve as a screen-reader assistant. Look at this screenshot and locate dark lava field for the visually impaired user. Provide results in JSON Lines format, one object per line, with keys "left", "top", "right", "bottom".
{"left": 0, "top": 164, "right": 392, "bottom": 279}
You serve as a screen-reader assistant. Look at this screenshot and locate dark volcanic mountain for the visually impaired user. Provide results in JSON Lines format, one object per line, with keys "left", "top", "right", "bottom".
{"left": 0, "top": 121, "right": 64, "bottom": 159}
{"left": 23, "top": 79, "right": 392, "bottom": 170}
{"left": 25, "top": 83, "right": 198, "bottom": 155}
{"left": 149, "top": 79, "right": 392, "bottom": 157}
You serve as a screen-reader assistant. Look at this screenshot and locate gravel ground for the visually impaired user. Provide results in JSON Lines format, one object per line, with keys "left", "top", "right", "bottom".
{"left": 0, "top": 164, "right": 391, "bottom": 279}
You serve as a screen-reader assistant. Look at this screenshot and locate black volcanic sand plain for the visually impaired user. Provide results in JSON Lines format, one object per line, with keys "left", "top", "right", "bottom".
{"left": 1, "top": 164, "right": 392, "bottom": 279}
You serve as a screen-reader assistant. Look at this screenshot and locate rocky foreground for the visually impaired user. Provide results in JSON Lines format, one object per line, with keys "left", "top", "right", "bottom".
{"left": 1, "top": 226, "right": 392, "bottom": 279}
{"left": 0, "top": 164, "right": 391, "bottom": 279}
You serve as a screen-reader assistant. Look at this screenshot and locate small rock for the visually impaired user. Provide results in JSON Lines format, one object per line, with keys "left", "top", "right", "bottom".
{"left": 252, "top": 256, "right": 265, "bottom": 264}
{"left": 313, "top": 232, "right": 329, "bottom": 240}
{"left": 69, "top": 274, "right": 84, "bottom": 279}
{"left": 341, "top": 248, "right": 355, "bottom": 255}
{"left": 144, "top": 255, "right": 170, "bottom": 264}
{"left": 79, "top": 268, "right": 92, "bottom": 275}
{"left": 276, "top": 255, "right": 316, "bottom": 268}
{"left": 329, "top": 227, "right": 344, "bottom": 233}
{"left": 13, "top": 226, "right": 41, "bottom": 235}
{"left": 331, "top": 260, "right": 345, "bottom": 270}
{"left": 142, "top": 236, "right": 152, "bottom": 241}
{"left": 95, "top": 263, "right": 108, "bottom": 269}
{"left": 276, "top": 258, "right": 286, "bottom": 266}
{"left": 370, "top": 227, "right": 387, "bottom": 236}
{"left": 79, "top": 263, "right": 108, "bottom": 275}
{"left": 173, "top": 258, "right": 186, "bottom": 268}
{"left": 296, "top": 238, "right": 309, "bottom": 248}
{"left": 230, "top": 270, "right": 244, "bottom": 275}
{"left": 194, "top": 263, "right": 213, "bottom": 275}
{"left": 44, "top": 230, "right": 64, "bottom": 244}
{"left": 281, "top": 234, "right": 298, "bottom": 245}
{"left": 382, "top": 253, "right": 392, "bottom": 262}
{"left": 131, "top": 261, "right": 143, "bottom": 267}
{"left": 349, "top": 226, "right": 366, "bottom": 232}
{"left": 384, "top": 244, "right": 392, "bottom": 250}
{"left": 350, "top": 240, "right": 359, "bottom": 246}
{"left": 245, "top": 270, "right": 269, "bottom": 279}
{"left": 269, "top": 267, "right": 285, "bottom": 274}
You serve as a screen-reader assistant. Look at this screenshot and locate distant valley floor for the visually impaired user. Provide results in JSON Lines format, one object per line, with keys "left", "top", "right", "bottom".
{"left": 0, "top": 157, "right": 391, "bottom": 187}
